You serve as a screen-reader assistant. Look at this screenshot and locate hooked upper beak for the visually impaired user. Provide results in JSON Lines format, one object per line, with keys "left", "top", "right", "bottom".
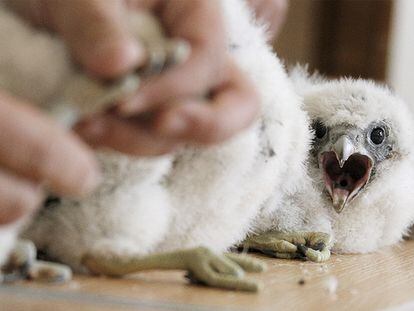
{"left": 320, "top": 135, "right": 373, "bottom": 213}
{"left": 334, "top": 136, "right": 355, "bottom": 168}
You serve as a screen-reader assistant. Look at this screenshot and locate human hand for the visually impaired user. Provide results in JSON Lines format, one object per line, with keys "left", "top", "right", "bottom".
{"left": 0, "top": 91, "right": 99, "bottom": 225}
{"left": 247, "top": 0, "right": 288, "bottom": 41}
{"left": 7, "top": 0, "right": 260, "bottom": 155}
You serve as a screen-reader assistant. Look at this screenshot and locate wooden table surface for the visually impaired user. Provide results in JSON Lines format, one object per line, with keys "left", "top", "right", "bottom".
{"left": 2, "top": 241, "right": 414, "bottom": 311}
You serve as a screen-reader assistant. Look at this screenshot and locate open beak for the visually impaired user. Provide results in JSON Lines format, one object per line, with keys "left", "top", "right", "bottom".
{"left": 320, "top": 136, "right": 373, "bottom": 213}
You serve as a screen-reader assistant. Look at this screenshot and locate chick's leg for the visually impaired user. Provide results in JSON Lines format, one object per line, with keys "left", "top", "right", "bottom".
{"left": 82, "top": 247, "right": 265, "bottom": 292}
{"left": 241, "top": 231, "right": 332, "bottom": 263}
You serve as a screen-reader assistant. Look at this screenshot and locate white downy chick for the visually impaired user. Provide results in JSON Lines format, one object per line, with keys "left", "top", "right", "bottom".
{"left": 0, "top": 0, "right": 310, "bottom": 286}
{"left": 258, "top": 67, "right": 414, "bottom": 254}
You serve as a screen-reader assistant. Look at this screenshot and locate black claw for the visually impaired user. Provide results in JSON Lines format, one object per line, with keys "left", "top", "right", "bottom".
{"left": 235, "top": 245, "right": 251, "bottom": 254}
{"left": 312, "top": 242, "right": 326, "bottom": 251}
{"left": 43, "top": 196, "right": 61, "bottom": 209}
{"left": 297, "top": 244, "right": 308, "bottom": 256}
{"left": 185, "top": 272, "right": 206, "bottom": 286}
{"left": 296, "top": 253, "right": 308, "bottom": 261}
{"left": 260, "top": 249, "right": 278, "bottom": 257}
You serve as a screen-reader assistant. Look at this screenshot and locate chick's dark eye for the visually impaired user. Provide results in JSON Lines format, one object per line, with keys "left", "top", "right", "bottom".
{"left": 313, "top": 121, "right": 327, "bottom": 139}
{"left": 370, "top": 127, "right": 385, "bottom": 145}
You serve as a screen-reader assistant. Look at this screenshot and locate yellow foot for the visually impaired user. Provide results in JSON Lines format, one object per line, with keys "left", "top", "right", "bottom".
{"left": 241, "top": 231, "right": 332, "bottom": 263}
{"left": 83, "top": 247, "right": 266, "bottom": 292}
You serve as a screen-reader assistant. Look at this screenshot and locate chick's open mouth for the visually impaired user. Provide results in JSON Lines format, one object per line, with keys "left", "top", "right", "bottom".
{"left": 321, "top": 151, "right": 373, "bottom": 213}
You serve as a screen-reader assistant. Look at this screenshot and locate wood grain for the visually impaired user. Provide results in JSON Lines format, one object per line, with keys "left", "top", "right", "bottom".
{"left": 2, "top": 241, "right": 414, "bottom": 310}
{"left": 317, "top": 0, "right": 393, "bottom": 81}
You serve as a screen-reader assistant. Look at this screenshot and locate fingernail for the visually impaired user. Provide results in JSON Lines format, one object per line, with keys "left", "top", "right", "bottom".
{"left": 116, "top": 94, "right": 146, "bottom": 116}
{"left": 157, "top": 114, "right": 189, "bottom": 137}
{"left": 85, "top": 38, "right": 145, "bottom": 78}
{"left": 80, "top": 119, "right": 106, "bottom": 141}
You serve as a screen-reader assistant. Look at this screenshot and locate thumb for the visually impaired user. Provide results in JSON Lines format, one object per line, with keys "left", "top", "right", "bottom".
{"left": 43, "top": 0, "right": 146, "bottom": 78}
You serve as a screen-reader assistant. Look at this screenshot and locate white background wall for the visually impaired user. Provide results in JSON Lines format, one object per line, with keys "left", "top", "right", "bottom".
{"left": 387, "top": 0, "right": 414, "bottom": 107}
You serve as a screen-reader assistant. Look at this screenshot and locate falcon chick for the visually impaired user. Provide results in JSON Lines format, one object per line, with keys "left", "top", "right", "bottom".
{"left": 0, "top": 0, "right": 312, "bottom": 290}
{"left": 248, "top": 68, "right": 414, "bottom": 257}
{"left": 303, "top": 72, "right": 414, "bottom": 253}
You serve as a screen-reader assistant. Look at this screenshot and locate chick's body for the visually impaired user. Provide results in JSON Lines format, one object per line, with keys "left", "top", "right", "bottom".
{"left": 0, "top": 0, "right": 310, "bottom": 274}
